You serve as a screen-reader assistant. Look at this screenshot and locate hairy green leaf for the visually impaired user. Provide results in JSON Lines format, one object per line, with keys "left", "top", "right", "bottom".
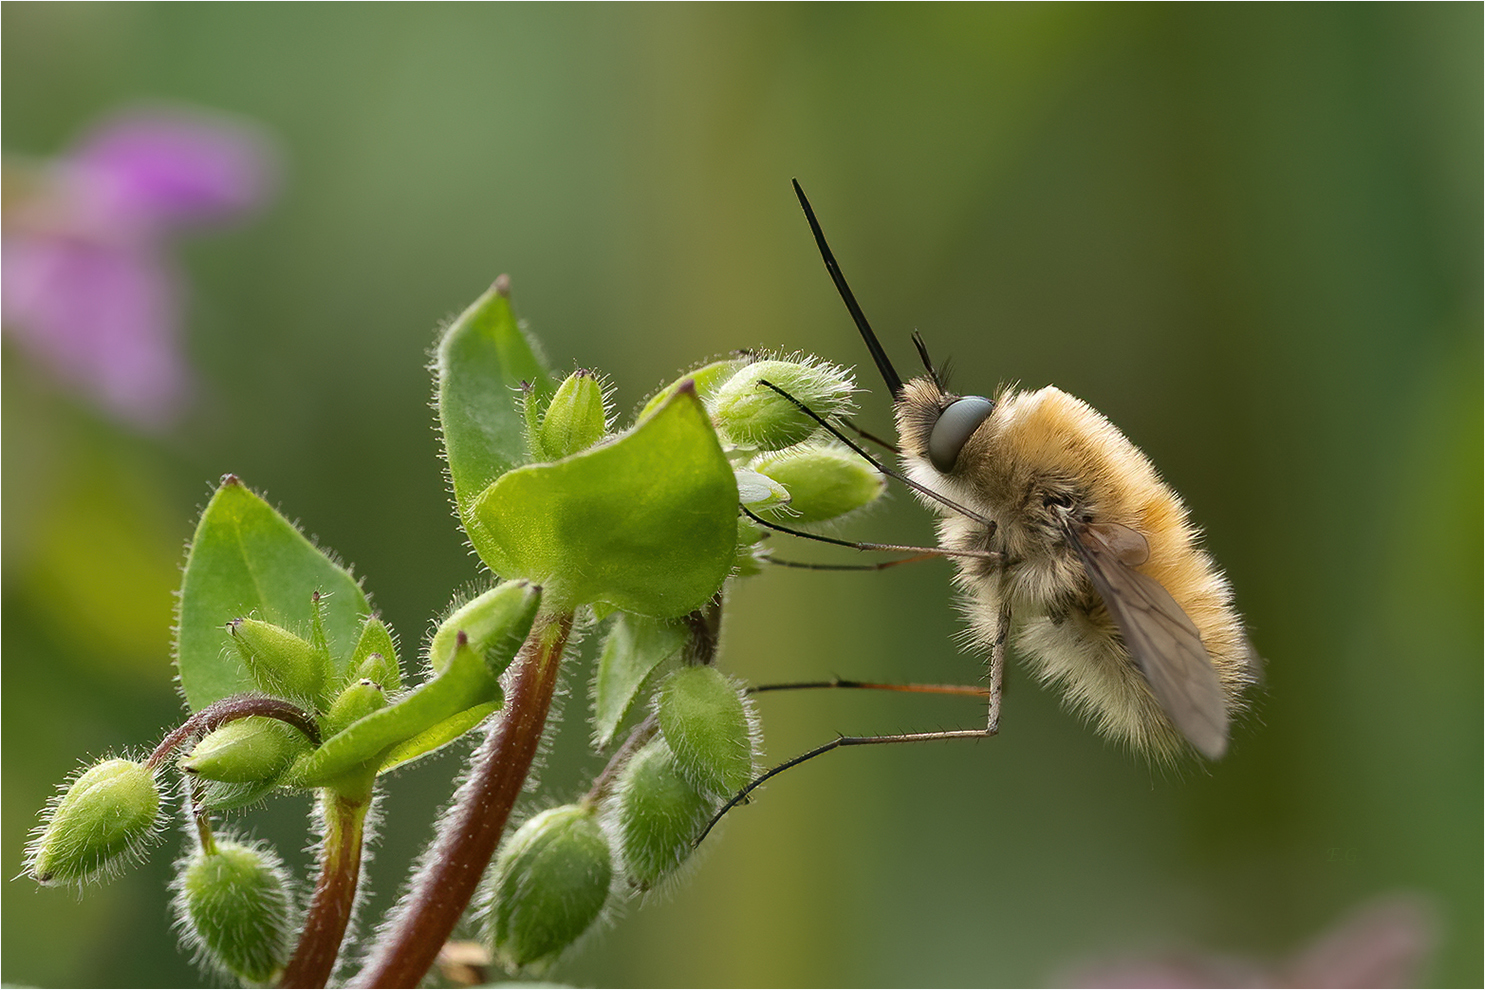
{"left": 176, "top": 477, "right": 369, "bottom": 711}
{"left": 436, "top": 278, "right": 554, "bottom": 523}
{"left": 471, "top": 386, "right": 737, "bottom": 616}
{"left": 592, "top": 614, "right": 688, "bottom": 749}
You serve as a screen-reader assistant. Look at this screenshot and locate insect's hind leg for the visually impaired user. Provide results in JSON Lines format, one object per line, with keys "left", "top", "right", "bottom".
{"left": 695, "top": 601, "right": 1011, "bottom": 846}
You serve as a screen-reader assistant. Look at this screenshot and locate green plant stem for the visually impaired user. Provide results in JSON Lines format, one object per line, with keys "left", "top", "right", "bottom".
{"left": 278, "top": 789, "right": 370, "bottom": 988}
{"left": 352, "top": 609, "right": 574, "bottom": 988}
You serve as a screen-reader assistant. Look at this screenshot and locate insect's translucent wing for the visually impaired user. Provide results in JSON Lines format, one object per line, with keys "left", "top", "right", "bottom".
{"left": 1081, "top": 520, "right": 1149, "bottom": 566}
{"left": 1062, "top": 516, "right": 1229, "bottom": 759}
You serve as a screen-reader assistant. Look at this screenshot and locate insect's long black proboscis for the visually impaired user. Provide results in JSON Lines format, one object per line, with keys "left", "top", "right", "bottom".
{"left": 792, "top": 179, "right": 905, "bottom": 399}
{"left": 755, "top": 380, "right": 998, "bottom": 530}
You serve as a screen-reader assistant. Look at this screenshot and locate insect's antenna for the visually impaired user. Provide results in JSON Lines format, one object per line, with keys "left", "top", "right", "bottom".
{"left": 757, "top": 380, "right": 997, "bottom": 530}
{"left": 911, "top": 331, "right": 945, "bottom": 390}
{"left": 793, "top": 179, "right": 905, "bottom": 399}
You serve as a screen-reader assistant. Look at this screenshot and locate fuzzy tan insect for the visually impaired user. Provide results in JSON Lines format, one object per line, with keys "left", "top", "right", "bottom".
{"left": 798, "top": 179, "right": 1260, "bottom": 761}
{"left": 700, "top": 184, "right": 1262, "bottom": 842}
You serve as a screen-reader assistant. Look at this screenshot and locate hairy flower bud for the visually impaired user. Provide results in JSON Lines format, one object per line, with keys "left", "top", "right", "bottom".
{"left": 657, "top": 666, "right": 756, "bottom": 797}
{"left": 173, "top": 836, "right": 297, "bottom": 984}
{"left": 320, "top": 678, "right": 388, "bottom": 740}
{"left": 229, "top": 617, "right": 332, "bottom": 703}
{"left": 428, "top": 582, "right": 543, "bottom": 678}
{"left": 27, "top": 758, "right": 162, "bottom": 886}
{"left": 181, "top": 717, "right": 310, "bottom": 785}
{"left": 751, "top": 443, "right": 885, "bottom": 523}
{"left": 611, "top": 738, "right": 713, "bottom": 890}
{"left": 486, "top": 804, "right": 614, "bottom": 972}
{"left": 637, "top": 356, "right": 752, "bottom": 421}
{"left": 708, "top": 357, "right": 854, "bottom": 450}
{"left": 353, "top": 651, "right": 399, "bottom": 692}
{"left": 538, "top": 369, "right": 609, "bottom": 459}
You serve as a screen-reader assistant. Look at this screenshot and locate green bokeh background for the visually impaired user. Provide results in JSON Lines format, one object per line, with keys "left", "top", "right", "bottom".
{"left": 3, "top": 5, "right": 1478, "bottom": 986}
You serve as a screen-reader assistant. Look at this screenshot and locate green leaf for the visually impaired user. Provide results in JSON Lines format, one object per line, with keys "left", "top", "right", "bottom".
{"left": 591, "top": 614, "right": 688, "bottom": 749}
{"left": 470, "top": 386, "right": 737, "bottom": 616}
{"left": 436, "top": 278, "right": 554, "bottom": 524}
{"left": 177, "top": 477, "right": 370, "bottom": 711}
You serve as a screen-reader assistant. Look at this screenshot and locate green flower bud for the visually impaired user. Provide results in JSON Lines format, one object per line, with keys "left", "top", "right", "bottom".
{"left": 709, "top": 357, "right": 855, "bottom": 450}
{"left": 348, "top": 615, "right": 402, "bottom": 692}
{"left": 181, "top": 717, "right": 311, "bottom": 785}
{"left": 194, "top": 779, "right": 282, "bottom": 813}
{"left": 610, "top": 738, "right": 713, "bottom": 890}
{"left": 638, "top": 356, "right": 752, "bottom": 421}
{"left": 538, "top": 369, "right": 609, "bottom": 459}
{"left": 27, "top": 758, "right": 162, "bottom": 886}
{"left": 428, "top": 582, "right": 543, "bottom": 677}
{"left": 320, "top": 678, "right": 389, "bottom": 740}
{"left": 353, "top": 652, "right": 399, "bottom": 692}
{"left": 751, "top": 444, "right": 886, "bottom": 523}
{"left": 487, "top": 804, "right": 614, "bottom": 972}
{"left": 657, "top": 666, "right": 756, "bottom": 797}
{"left": 174, "top": 836, "right": 297, "bottom": 984}
{"left": 229, "top": 617, "right": 332, "bottom": 703}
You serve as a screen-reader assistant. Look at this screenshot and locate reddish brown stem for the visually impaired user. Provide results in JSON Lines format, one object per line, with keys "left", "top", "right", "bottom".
{"left": 278, "top": 791, "right": 369, "bottom": 988}
{"left": 351, "top": 610, "right": 573, "bottom": 988}
{"left": 146, "top": 693, "right": 320, "bottom": 771}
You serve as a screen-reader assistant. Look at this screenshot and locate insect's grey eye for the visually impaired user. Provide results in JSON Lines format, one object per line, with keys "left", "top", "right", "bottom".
{"left": 928, "top": 395, "right": 994, "bottom": 473}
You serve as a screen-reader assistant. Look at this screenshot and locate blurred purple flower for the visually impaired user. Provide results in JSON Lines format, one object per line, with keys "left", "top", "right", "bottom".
{"left": 3, "top": 106, "right": 277, "bottom": 429}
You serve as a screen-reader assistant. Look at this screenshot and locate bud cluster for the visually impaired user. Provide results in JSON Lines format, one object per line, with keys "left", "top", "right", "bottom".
{"left": 643, "top": 352, "right": 887, "bottom": 568}
{"left": 483, "top": 656, "right": 758, "bottom": 973}
{"left": 25, "top": 303, "right": 885, "bottom": 988}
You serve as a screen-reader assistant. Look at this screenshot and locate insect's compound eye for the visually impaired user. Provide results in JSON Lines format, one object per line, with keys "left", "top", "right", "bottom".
{"left": 927, "top": 395, "right": 994, "bottom": 473}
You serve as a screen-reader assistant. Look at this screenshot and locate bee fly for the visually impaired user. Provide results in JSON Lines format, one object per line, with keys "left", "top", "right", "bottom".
{"left": 705, "top": 183, "right": 1262, "bottom": 837}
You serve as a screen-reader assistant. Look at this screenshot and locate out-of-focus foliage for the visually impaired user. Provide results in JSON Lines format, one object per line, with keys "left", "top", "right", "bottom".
{"left": 3, "top": 5, "right": 1477, "bottom": 987}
